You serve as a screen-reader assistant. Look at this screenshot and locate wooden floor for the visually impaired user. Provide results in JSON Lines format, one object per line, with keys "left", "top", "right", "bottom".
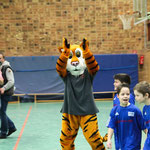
{"left": 0, "top": 101, "right": 146, "bottom": 150}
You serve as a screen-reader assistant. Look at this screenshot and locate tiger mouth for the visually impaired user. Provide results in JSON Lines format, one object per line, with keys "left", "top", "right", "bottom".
{"left": 74, "top": 69, "right": 79, "bottom": 71}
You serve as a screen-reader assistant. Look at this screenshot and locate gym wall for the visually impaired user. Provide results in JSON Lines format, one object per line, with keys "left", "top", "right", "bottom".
{"left": 0, "top": 0, "right": 149, "bottom": 82}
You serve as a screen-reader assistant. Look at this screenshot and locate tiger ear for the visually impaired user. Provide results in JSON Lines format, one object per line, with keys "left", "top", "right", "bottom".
{"left": 58, "top": 47, "right": 64, "bottom": 53}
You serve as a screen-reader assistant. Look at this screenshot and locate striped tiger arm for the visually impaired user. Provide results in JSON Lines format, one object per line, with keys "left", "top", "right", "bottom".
{"left": 56, "top": 53, "right": 69, "bottom": 78}
{"left": 81, "top": 38, "right": 99, "bottom": 75}
{"left": 83, "top": 50, "right": 100, "bottom": 75}
{"left": 56, "top": 38, "right": 70, "bottom": 78}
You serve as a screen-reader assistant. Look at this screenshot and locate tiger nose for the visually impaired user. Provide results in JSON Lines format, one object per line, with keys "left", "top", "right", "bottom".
{"left": 71, "top": 61, "right": 79, "bottom": 66}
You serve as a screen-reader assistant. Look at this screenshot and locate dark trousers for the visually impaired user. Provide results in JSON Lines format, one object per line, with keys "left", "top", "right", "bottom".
{"left": 0, "top": 95, "right": 16, "bottom": 135}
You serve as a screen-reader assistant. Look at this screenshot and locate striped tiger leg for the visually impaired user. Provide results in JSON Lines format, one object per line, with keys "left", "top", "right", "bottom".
{"left": 80, "top": 114, "right": 106, "bottom": 150}
{"left": 60, "top": 113, "right": 80, "bottom": 150}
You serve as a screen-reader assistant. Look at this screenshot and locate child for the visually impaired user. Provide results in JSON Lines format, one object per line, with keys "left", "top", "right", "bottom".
{"left": 107, "top": 83, "right": 146, "bottom": 150}
{"left": 112, "top": 73, "right": 135, "bottom": 149}
{"left": 113, "top": 73, "right": 135, "bottom": 107}
{"left": 134, "top": 81, "right": 150, "bottom": 150}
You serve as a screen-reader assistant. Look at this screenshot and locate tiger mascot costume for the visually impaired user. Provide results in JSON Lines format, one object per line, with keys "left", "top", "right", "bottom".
{"left": 56, "top": 38, "right": 107, "bottom": 150}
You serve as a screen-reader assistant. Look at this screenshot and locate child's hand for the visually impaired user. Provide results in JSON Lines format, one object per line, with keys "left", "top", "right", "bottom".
{"left": 107, "top": 140, "right": 112, "bottom": 149}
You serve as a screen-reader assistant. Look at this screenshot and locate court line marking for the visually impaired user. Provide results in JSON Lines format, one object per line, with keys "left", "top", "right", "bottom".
{"left": 13, "top": 106, "right": 32, "bottom": 150}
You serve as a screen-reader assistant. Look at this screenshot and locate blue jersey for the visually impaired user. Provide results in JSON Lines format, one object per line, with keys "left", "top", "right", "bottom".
{"left": 107, "top": 104, "right": 146, "bottom": 150}
{"left": 113, "top": 93, "right": 135, "bottom": 149}
{"left": 143, "top": 105, "right": 150, "bottom": 150}
{"left": 113, "top": 93, "right": 135, "bottom": 107}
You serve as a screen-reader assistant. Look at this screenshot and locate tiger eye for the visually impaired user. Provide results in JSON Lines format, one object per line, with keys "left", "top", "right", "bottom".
{"left": 76, "top": 51, "right": 81, "bottom": 57}
{"left": 69, "top": 53, "right": 72, "bottom": 59}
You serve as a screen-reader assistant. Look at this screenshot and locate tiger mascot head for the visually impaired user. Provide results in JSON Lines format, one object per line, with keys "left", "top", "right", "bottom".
{"left": 56, "top": 38, "right": 99, "bottom": 78}
{"left": 58, "top": 38, "right": 88, "bottom": 76}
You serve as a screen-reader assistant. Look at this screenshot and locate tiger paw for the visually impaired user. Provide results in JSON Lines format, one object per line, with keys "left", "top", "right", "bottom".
{"left": 102, "top": 133, "right": 108, "bottom": 142}
{"left": 81, "top": 38, "right": 89, "bottom": 51}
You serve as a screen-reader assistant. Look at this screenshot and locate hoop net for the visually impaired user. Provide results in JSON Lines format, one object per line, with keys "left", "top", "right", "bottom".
{"left": 119, "top": 14, "right": 134, "bottom": 30}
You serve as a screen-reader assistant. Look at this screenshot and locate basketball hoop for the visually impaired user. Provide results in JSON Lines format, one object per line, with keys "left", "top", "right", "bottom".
{"left": 119, "top": 11, "right": 140, "bottom": 30}
{"left": 119, "top": 13, "right": 134, "bottom": 30}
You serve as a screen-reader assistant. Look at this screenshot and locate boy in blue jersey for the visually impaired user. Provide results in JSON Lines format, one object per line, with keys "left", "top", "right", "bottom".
{"left": 113, "top": 73, "right": 135, "bottom": 107}
{"left": 134, "top": 81, "right": 150, "bottom": 150}
{"left": 113, "top": 73, "right": 135, "bottom": 149}
{"left": 107, "top": 84, "right": 146, "bottom": 150}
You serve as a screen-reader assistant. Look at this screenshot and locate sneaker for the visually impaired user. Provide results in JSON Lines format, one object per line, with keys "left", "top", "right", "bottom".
{"left": 0, "top": 133, "right": 7, "bottom": 139}
{"left": 7, "top": 128, "right": 17, "bottom": 136}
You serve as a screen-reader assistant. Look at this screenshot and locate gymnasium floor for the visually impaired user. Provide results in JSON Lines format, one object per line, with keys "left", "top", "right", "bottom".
{"left": 0, "top": 101, "right": 146, "bottom": 150}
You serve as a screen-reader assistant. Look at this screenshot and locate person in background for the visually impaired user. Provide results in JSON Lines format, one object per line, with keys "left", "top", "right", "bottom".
{"left": 0, "top": 70, "right": 4, "bottom": 85}
{"left": 0, "top": 69, "right": 4, "bottom": 114}
{"left": 107, "top": 83, "right": 146, "bottom": 150}
{"left": 134, "top": 81, "right": 150, "bottom": 150}
{"left": 113, "top": 73, "right": 135, "bottom": 106}
{"left": 112, "top": 73, "right": 135, "bottom": 149}
{"left": 0, "top": 53, "right": 16, "bottom": 139}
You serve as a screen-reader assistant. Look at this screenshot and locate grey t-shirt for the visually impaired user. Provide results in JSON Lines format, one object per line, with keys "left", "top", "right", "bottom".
{"left": 60, "top": 69, "right": 99, "bottom": 115}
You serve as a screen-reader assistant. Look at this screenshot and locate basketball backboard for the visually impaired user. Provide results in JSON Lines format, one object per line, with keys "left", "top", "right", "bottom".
{"left": 133, "top": 0, "right": 147, "bottom": 25}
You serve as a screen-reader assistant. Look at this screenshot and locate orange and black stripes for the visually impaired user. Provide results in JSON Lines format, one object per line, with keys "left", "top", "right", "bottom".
{"left": 89, "top": 129, "right": 99, "bottom": 138}
{"left": 83, "top": 50, "right": 99, "bottom": 75}
{"left": 84, "top": 114, "right": 97, "bottom": 125}
{"left": 56, "top": 53, "right": 68, "bottom": 78}
{"left": 62, "top": 115, "right": 70, "bottom": 123}
{"left": 96, "top": 143, "right": 105, "bottom": 150}
{"left": 60, "top": 113, "right": 106, "bottom": 150}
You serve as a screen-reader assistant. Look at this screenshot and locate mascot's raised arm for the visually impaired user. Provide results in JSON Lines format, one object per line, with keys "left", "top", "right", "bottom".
{"left": 56, "top": 38, "right": 107, "bottom": 150}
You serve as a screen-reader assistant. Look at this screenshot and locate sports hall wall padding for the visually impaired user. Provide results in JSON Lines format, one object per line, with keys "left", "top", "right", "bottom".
{"left": 7, "top": 54, "right": 138, "bottom": 101}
